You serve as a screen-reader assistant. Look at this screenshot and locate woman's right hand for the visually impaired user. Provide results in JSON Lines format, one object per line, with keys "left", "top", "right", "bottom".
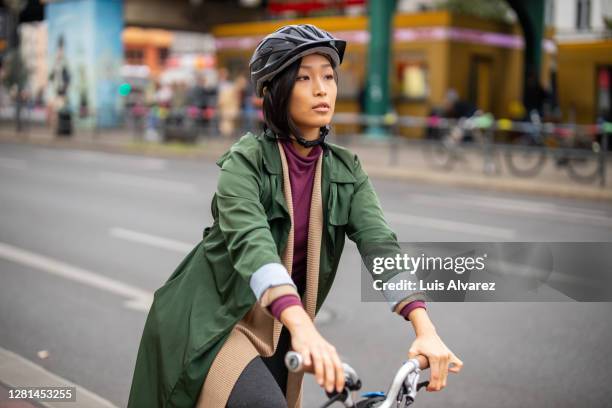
{"left": 280, "top": 306, "right": 345, "bottom": 393}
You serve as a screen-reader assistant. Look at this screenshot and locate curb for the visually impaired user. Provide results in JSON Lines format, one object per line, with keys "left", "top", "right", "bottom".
{"left": 2, "top": 132, "right": 610, "bottom": 202}
{"left": 0, "top": 347, "right": 118, "bottom": 408}
{"left": 0, "top": 133, "right": 229, "bottom": 161}
{"left": 367, "top": 167, "right": 612, "bottom": 202}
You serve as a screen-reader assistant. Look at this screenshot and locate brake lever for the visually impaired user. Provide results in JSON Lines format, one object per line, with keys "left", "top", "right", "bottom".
{"left": 416, "top": 381, "right": 429, "bottom": 391}
{"left": 324, "top": 363, "right": 361, "bottom": 408}
{"left": 402, "top": 362, "right": 422, "bottom": 402}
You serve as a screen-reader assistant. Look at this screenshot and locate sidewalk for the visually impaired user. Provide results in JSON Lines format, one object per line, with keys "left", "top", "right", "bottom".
{"left": 2, "top": 125, "right": 611, "bottom": 202}
{"left": 0, "top": 383, "right": 41, "bottom": 408}
{"left": 0, "top": 383, "right": 40, "bottom": 408}
{"left": 0, "top": 347, "right": 117, "bottom": 408}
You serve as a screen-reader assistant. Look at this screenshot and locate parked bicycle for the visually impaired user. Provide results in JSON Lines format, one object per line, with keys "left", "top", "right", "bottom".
{"left": 422, "top": 111, "right": 497, "bottom": 175}
{"left": 285, "top": 351, "right": 430, "bottom": 408}
{"left": 423, "top": 111, "right": 605, "bottom": 183}
{"left": 503, "top": 111, "right": 602, "bottom": 182}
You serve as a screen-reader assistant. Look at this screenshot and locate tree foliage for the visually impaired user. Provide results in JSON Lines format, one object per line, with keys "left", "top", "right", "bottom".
{"left": 2, "top": 48, "right": 29, "bottom": 90}
{"left": 434, "top": 0, "right": 514, "bottom": 23}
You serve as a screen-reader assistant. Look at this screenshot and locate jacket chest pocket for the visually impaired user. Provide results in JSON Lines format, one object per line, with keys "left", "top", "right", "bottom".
{"left": 263, "top": 174, "right": 289, "bottom": 254}
{"left": 263, "top": 174, "right": 287, "bottom": 222}
{"left": 328, "top": 181, "right": 354, "bottom": 226}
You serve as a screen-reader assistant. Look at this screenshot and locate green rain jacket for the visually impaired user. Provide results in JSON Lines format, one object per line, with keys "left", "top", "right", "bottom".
{"left": 128, "top": 130, "right": 418, "bottom": 407}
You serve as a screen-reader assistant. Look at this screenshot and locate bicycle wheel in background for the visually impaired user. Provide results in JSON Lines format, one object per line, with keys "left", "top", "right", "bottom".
{"left": 504, "top": 134, "right": 547, "bottom": 177}
{"left": 565, "top": 139, "right": 601, "bottom": 183}
{"left": 422, "top": 129, "right": 460, "bottom": 171}
{"left": 423, "top": 142, "right": 456, "bottom": 170}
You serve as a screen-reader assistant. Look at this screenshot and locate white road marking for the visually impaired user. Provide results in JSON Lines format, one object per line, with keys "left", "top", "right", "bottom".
{"left": 408, "top": 193, "right": 612, "bottom": 227}
{"left": 449, "top": 193, "right": 612, "bottom": 217}
{"left": 72, "top": 151, "right": 167, "bottom": 170}
{"left": 98, "top": 171, "right": 198, "bottom": 194}
{"left": 0, "top": 242, "right": 152, "bottom": 312}
{"left": 37, "top": 150, "right": 167, "bottom": 170}
{"left": 385, "top": 212, "right": 516, "bottom": 239}
{"left": 0, "top": 157, "right": 27, "bottom": 170}
{"left": 109, "top": 227, "right": 193, "bottom": 254}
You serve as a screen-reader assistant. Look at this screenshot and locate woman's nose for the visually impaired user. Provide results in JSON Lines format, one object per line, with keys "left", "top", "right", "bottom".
{"left": 313, "top": 82, "right": 327, "bottom": 96}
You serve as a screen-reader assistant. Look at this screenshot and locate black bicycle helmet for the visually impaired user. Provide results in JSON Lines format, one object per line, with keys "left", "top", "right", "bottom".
{"left": 249, "top": 24, "right": 346, "bottom": 98}
{"left": 250, "top": 24, "right": 346, "bottom": 148}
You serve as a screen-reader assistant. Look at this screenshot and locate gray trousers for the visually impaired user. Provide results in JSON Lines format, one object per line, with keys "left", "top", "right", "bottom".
{"left": 225, "top": 327, "right": 291, "bottom": 408}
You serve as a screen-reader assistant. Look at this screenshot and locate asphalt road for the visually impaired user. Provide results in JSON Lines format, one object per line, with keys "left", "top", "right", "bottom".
{"left": 1, "top": 142, "right": 611, "bottom": 407}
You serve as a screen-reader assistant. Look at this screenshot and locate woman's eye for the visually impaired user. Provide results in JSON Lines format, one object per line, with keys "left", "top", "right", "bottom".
{"left": 297, "top": 75, "right": 309, "bottom": 81}
{"left": 324, "top": 74, "right": 335, "bottom": 80}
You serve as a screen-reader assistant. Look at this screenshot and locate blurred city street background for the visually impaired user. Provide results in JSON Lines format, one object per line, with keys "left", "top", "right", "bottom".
{"left": 1, "top": 0, "right": 612, "bottom": 407}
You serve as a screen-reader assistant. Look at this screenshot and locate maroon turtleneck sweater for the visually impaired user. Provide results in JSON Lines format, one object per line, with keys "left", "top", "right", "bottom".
{"left": 267, "top": 139, "right": 425, "bottom": 320}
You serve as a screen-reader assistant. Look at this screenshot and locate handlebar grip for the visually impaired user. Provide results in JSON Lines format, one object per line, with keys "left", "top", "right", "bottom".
{"left": 285, "top": 351, "right": 308, "bottom": 373}
{"left": 285, "top": 352, "right": 362, "bottom": 391}
{"left": 414, "top": 354, "right": 429, "bottom": 370}
{"left": 412, "top": 354, "right": 458, "bottom": 370}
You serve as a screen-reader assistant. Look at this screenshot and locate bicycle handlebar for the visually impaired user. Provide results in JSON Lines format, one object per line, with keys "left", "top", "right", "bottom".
{"left": 285, "top": 352, "right": 362, "bottom": 390}
{"left": 285, "top": 352, "right": 430, "bottom": 408}
{"left": 284, "top": 351, "right": 429, "bottom": 373}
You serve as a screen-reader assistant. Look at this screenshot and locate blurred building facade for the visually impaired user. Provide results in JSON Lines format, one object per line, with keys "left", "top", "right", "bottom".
{"left": 550, "top": 0, "right": 612, "bottom": 123}
{"left": 19, "top": 21, "right": 47, "bottom": 103}
{"left": 213, "top": 9, "right": 556, "bottom": 136}
{"left": 123, "top": 27, "right": 172, "bottom": 80}
{"left": 11, "top": 0, "right": 611, "bottom": 131}
{"left": 46, "top": 0, "right": 124, "bottom": 128}
{"left": 121, "top": 27, "right": 216, "bottom": 98}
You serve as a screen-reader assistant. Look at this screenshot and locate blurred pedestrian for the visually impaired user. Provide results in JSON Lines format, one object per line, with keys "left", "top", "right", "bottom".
{"left": 48, "top": 35, "right": 72, "bottom": 135}
{"left": 443, "top": 89, "right": 476, "bottom": 119}
{"left": 217, "top": 68, "right": 245, "bottom": 137}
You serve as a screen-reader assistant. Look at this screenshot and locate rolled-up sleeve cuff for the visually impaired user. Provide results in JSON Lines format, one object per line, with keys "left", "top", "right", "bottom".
{"left": 398, "top": 300, "right": 427, "bottom": 320}
{"left": 260, "top": 284, "right": 300, "bottom": 308}
{"left": 383, "top": 272, "right": 427, "bottom": 311}
{"left": 250, "top": 263, "right": 296, "bottom": 301}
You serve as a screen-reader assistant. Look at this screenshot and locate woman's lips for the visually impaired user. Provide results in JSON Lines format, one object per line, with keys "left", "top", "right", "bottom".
{"left": 312, "top": 105, "right": 330, "bottom": 113}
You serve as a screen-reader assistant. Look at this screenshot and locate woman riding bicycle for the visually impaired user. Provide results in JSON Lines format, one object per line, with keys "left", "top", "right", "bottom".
{"left": 128, "top": 24, "right": 462, "bottom": 408}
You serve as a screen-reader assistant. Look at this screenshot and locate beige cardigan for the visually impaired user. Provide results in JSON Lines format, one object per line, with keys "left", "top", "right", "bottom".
{"left": 197, "top": 142, "right": 323, "bottom": 408}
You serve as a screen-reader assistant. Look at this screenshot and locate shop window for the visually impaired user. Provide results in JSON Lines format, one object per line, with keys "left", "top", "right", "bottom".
{"left": 576, "top": 0, "right": 591, "bottom": 30}
{"left": 125, "top": 49, "right": 144, "bottom": 65}
{"left": 596, "top": 66, "right": 611, "bottom": 121}
{"left": 468, "top": 56, "right": 492, "bottom": 113}
{"left": 397, "top": 61, "right": 428, "bottom": 100}
{"left": 159, "top": 47, "right": 169, "bottom": 66}
{"left": 545, "top": 0, "right": 554, "bottom": 26}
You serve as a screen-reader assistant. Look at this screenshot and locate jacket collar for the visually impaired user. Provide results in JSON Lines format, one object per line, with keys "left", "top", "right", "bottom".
{"left": 261, "top": 129, "right": 283, "bottom": 175}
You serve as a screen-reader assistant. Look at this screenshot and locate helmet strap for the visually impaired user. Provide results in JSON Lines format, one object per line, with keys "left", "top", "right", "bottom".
{"left": 293, "top": 125, "right": 330, "bottom": 148}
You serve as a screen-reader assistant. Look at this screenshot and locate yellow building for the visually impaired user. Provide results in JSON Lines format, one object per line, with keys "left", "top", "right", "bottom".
{"left": 213, "top": 10, "right": 555, "bottom": 136}
{"left": 557, "top": 39, "right": 612, "bottom": 124}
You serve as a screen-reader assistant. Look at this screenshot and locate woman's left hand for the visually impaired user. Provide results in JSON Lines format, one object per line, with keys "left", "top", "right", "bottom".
{"left": 408, "top": 331, "right": 463, "bottom": 392}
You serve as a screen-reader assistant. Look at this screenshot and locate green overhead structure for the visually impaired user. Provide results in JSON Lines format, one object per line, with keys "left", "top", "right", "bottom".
{"left": 362, "top": 0, "right": 547, "bottom": 135}
{"left": 506, "top": 0, "right": 546, "bottom": 114}
{"left": 364, "top": 0, "right": 396, "bottom": 137}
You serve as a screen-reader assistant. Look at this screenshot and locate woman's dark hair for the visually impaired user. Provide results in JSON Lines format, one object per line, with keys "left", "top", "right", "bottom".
{"left": 262, "top": 54, "right": 337, "bottom": 141}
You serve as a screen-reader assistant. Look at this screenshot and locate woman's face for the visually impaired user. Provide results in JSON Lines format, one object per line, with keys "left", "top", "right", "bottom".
{"left": 289, "top": 53, "right": 337, "bottom": 139}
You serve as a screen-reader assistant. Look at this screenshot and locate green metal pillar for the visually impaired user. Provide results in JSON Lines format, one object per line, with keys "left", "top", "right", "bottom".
{"left": 525, "top": 0, "right": 545, "bottom": 78}
{"left": 364, "top": 0, "right": 395, "bottom": 138}
{"left": 506, "top": 0, "right": 546, "bottom": 114}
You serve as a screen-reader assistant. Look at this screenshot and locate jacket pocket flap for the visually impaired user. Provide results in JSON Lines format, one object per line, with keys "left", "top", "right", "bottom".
{"left": 329, "top": 181, "right": 354, "bottom": 226}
